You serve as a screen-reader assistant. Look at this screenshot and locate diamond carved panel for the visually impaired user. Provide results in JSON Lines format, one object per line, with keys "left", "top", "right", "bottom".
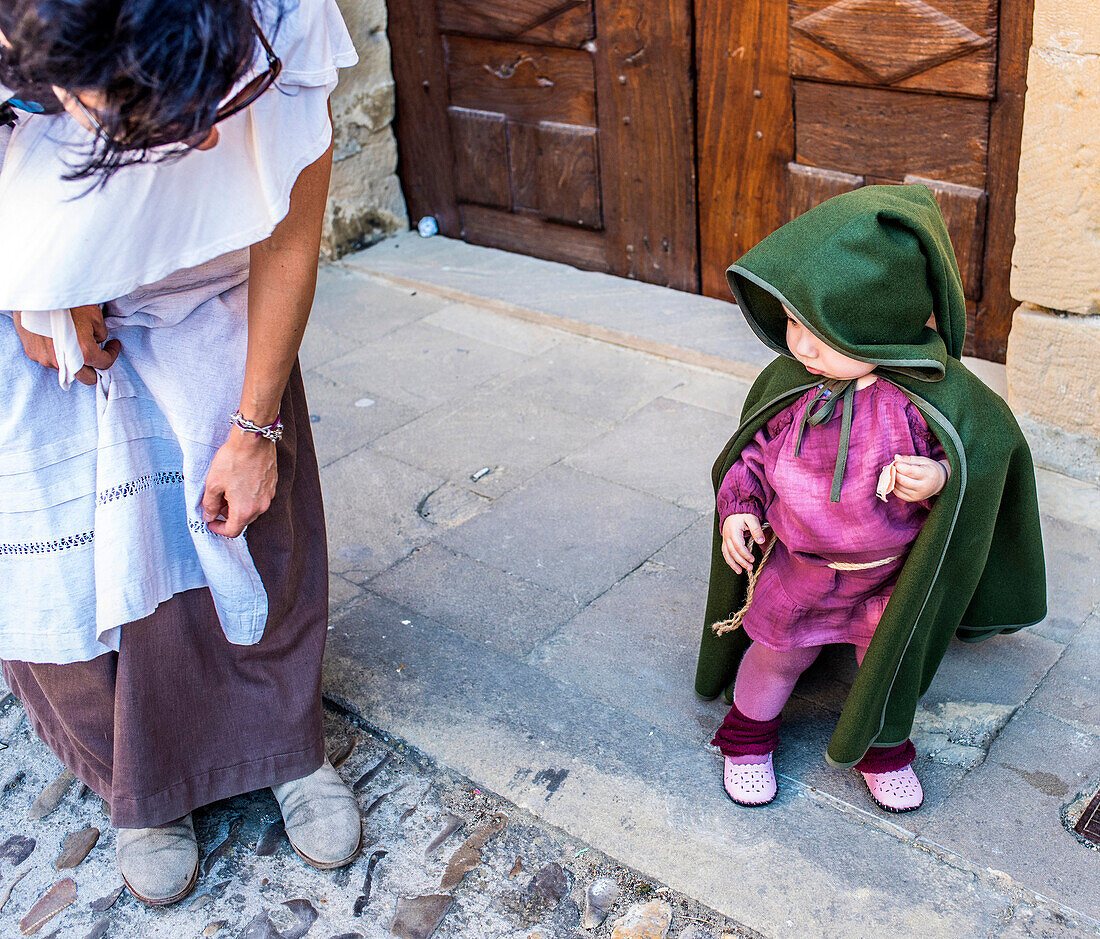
{"left": 792, "top": 0, "right": 991, "bottom": 85}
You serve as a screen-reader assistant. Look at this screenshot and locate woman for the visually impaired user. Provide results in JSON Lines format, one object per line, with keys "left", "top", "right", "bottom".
{"left": 0, "top": 0, "right": 361, "bottom": 906}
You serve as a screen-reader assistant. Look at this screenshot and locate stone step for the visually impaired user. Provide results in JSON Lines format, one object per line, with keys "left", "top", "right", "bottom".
{"left": 341, "top": 232, "right": 1009, "bottom": 398}
{"left": 322, "top": 590, "right": 1093, "bottom": 938}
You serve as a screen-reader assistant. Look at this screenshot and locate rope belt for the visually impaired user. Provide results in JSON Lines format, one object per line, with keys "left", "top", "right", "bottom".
{"left": 713, "top": 535, "right": 777, "bottom": 636}
{"left": 827, "top": 554, "right": 902, "bottom": 571}
{"left": 711, "top": 536, "right": 901, "bottom": 636}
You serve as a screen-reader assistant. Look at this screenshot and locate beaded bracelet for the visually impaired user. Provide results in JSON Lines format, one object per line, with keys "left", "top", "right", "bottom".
{"left": 230, "top": 409, "right": 283, "bottom": 442}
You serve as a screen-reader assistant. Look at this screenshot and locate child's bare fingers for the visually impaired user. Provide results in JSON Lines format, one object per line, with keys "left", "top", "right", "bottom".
{"left": 893, "top": 482, "right": 929, "bottom": 502}
{"left": 727, "top": 535, "right": 752, "bottom": 567}
{"left": 731, "top": 532, "right": 756, "bottom": 566}
{"left": 721, "top": 539, "right": 747, "bottom": 573}
{"left": 894, "top": 460, "right": 931, "bottom": 480}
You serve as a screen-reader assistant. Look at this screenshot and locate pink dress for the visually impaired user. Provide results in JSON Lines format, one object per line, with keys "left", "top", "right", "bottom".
{"left": 717, "top": 379, "right": 944, "bottom": 651}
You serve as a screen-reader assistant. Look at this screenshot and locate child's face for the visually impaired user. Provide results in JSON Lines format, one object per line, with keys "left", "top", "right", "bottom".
{"left": 784, "top": 307, "right": 876, "bottom": 381}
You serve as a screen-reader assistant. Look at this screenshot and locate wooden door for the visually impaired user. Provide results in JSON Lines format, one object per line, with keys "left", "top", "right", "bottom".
{"left": 388, "top": 0, "right": 699, "bottom": 291}
{"left": 696, "top": 0, "right": 1033, "bottom": 360}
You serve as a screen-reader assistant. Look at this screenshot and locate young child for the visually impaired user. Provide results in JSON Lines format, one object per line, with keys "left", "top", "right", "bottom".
{"left": 695, "top": 185, "right": 1046, "bottom": 813}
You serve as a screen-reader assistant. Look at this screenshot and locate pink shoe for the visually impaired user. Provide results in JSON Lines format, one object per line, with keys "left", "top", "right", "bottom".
{"left": 860, "top": 765, "right": 924, "bottom": 812}
{"left": 723, "top": 754, "right": 777, "bottom": 806}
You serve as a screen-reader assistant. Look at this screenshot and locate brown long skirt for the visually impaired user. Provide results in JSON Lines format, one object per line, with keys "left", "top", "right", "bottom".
{"left": 2, "top": 363, "right": 328, "bottom": 829}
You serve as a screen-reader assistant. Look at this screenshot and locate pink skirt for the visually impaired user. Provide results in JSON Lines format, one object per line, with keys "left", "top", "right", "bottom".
{"left": 742, "top": 539, "right": 905, "bottom": 651}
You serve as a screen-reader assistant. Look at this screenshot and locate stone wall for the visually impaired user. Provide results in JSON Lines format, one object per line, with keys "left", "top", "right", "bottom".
{"left": 323, "top": 0, "right": 408, "bottom": 259}
{"left": 1006, "top": 0, "right": 1100, "bottom": 482}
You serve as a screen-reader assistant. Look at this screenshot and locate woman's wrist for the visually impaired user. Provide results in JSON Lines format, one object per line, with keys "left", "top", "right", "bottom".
{"left": 236, "top": 401, "right": 282, "bottom": 428}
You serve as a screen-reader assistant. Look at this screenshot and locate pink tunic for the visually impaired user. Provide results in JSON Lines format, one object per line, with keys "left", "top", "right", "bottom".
{"left": 717, "top": 379, "right": 944, "bottom": 651}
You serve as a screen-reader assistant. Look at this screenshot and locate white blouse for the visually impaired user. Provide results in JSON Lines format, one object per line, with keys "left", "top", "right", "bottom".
{"left": 0, "top": 0, "right": 357, "bottom": 312}
{"left": 0, "top": 0, "right": 357, "bottom": 664}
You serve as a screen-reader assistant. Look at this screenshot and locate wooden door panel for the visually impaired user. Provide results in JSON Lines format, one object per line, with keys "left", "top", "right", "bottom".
{"left": 444, "top": 36, "right": 597, "bottom": 124}
{"left": 501, "top": 120, "right": 604, "bottom": 226}
{"left": 695, "top": 0, "right": 793, "bottom": 298}
{"left": 537, "top": 122, "right": 602, "bottom": 228}
{"left": 789, "top": 0, "right": 998, "bottom": 98}
{"left": 508, "top": 122, "right": 542, "bottom": 212}
{"left": 459, "top": 204, "right": 608, "bottom": 268}
{"left": 696, "top": 0, "right": 1030, "bottom": 360}
{"left": 448, "top": 108, "right": 510, "bottom": 208}
{"left": 786, "top": 163, "right": 864, "bottom": 221}
{"left": 388, "top": 0, "right": 462, "bottom": 237}
{"left": 437, "top": 0, "right": 595, "bottom": 46}
{"left": 591, "top": 0, "right": 699, "bottom": 288}
{"left": 794, "top": 82, "right": 989, "bottom": 188}
{"left": 389, "top": 0, "right": 696, "bottom": 289}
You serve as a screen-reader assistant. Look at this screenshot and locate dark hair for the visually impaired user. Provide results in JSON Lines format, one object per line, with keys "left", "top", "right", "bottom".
{"left": 0, "top": 0, "right": 278, "bottom": 183}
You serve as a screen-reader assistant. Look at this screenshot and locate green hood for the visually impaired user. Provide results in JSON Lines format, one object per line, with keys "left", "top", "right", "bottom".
{"left": 727, "top": 184, "right": 964, "bottom": 380}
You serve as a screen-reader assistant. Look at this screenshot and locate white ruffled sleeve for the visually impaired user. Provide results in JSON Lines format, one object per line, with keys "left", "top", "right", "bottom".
{"left": 0, "top": 0, "right": 358, "bottom": 313}
{"left": 267, "top": 0, "right": 358, "bottom": 88}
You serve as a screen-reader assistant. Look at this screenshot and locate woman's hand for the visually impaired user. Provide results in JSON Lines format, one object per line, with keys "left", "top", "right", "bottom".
{"left": 198, "top": 139, "right": 332, "bottom": 539}
{"left": 201, "top": 431, "right": 278, "bottom": 537}
{"left": 721, "top": 513, "right": 767, "bottom": 574}
{"left": 891, "top": 454, "right": 950, "bottom": 502}
{"left": 12, "top": 305, "right": 121, "bottom": 386}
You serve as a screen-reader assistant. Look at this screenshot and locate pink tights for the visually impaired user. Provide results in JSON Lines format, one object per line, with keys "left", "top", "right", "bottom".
{"left": 725, "top": 641, "right": 867, "bottom": 765}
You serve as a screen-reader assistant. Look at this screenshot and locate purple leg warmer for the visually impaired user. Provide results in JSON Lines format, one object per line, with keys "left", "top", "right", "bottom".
{"left": 855, "top": 739, "right": 916, "bottom": 773}
{"left": 711, "top": 702, "right": 782, "bottom": 758}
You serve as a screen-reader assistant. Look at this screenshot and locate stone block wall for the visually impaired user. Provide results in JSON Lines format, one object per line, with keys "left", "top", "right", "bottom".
{"left": 323, "top": 0, "right": 408, "bottom": 259}
{"left": 1006, "top": 0, "right": 1100, "bottom": 482}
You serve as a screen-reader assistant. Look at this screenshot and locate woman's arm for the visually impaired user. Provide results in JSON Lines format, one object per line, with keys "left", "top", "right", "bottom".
{"left": 201, "top": 137, "right": 334, "bottom": 537}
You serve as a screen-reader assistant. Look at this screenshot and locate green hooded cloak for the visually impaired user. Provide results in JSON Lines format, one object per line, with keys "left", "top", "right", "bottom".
{"left": 695, "top": 184, "right": 1047, "bottom": 766}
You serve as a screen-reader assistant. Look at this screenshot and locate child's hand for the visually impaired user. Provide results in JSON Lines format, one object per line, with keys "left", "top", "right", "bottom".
{"left": 891, "top": 455, "right": 950, "bottom": 502}
{"left": 721, "top": 513, "right": 766, "bottom": 574}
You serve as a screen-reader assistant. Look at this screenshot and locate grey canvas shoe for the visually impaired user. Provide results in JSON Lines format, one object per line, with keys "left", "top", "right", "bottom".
{"left": 116, "top": 813, "right": 199, "bottom": 906}
{"left": 272, "top": 759, "right": 362, "bottom": 869}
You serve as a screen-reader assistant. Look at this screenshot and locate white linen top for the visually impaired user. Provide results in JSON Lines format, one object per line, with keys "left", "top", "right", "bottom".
{"left": 0, "top": 0, "right": 357, "bottom": 312}
{"left": 0, "top": 0, "right": 357, "bottom": 664}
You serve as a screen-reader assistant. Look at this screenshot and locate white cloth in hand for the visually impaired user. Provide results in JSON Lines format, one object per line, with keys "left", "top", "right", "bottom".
{"left": 19, "top": 309, "right": 86, "bottom": 390}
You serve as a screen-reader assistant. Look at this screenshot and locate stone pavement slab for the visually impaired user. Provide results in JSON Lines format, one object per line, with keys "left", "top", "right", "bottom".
{"left": 316, "top": 321, "right": 529, "bottom": 412}
{"left": 368, "top": 542, "right": 581, "bottom": 659}
{"left": 496, "top": 338, "right": 688, "bottom": 424}
{"left": 311, "top": 267, "right": 449, "bottom": 346}
{"left": 321, "top": 447, "right": 443, "bottom": 581}
{"left": 438, "top": 464, "right": 696, "bottom": 605}
{"left": 425, "top": 302, "right": 562, "bottom": 357}
{"left": 916, "top": 706, "right": 1100, "bottom": 913}
{"left": 919, "top": 630, "right": 1065, "bottom": 709}
{"left": 525, "top": 562, "right": 715, "bottom": 736}
{"left": 341, "top": 234, "right": 774, "bottom": 382}
{"left": 1034, "top": 514, "right": 1100, "bottom": 645}
{"left": 565, "top": 398, "right": 734, "bottom": 512}
{"left": 303, "top": 370, "right": 421, "bottom": 469}
{"left": 1029, "top": 611, "right": 1100, "bottom": 734}
{"left": 650, "top": 514, "right": 713, "bottom": 584}
{"left": 372, "top": 386, "right": 608, "bottom": 500}
{"left": 665, "top": 370, "right": 751, "bottom": 420}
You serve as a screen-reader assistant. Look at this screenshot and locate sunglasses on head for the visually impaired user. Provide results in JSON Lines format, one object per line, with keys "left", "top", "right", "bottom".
{"left": 2, "top": 10, "right": 280, "bottom": 147}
